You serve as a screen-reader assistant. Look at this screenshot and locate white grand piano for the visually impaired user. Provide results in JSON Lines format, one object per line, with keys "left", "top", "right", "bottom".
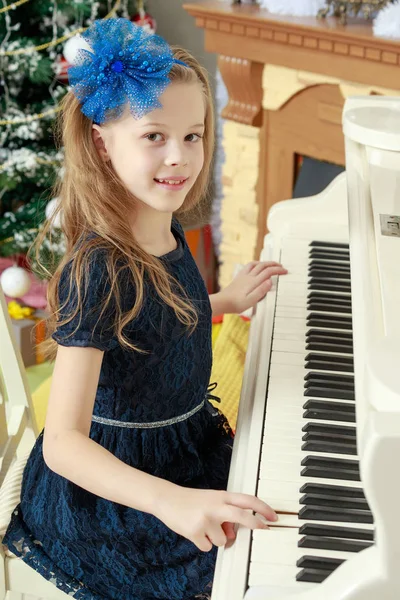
{"left": 211, "top": 96, "right": 400, "bottom": 600}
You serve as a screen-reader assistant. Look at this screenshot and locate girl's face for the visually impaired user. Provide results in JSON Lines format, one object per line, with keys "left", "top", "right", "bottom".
{"left": 92, "top": 81, "right": 206, "bottom": 215}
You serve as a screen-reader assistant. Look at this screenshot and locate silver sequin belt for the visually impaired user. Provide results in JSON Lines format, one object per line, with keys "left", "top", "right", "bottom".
{"left": 91, "top": 382, "right": 220, "bottom": 430}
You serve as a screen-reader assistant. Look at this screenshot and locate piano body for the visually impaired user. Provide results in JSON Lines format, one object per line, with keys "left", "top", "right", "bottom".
{"left": 211, "top": 96, "right": 400, "bottom": 600}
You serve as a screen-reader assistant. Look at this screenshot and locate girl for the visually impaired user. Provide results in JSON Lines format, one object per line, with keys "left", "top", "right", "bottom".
{"left": 2, "top": 18, "right": 287, "bottom": 600}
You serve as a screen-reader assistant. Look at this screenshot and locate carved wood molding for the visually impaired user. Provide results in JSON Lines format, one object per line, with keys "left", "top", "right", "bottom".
{"left": 218, "top": 56, "right": 263, "bottom": 125}
{"left": 183, "top": 2, "right": 400, "bottom": 90}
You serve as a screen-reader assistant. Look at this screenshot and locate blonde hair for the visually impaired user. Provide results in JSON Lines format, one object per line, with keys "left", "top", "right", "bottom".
{"left": 36, "top": 46, "right": 215, "bottom": 359}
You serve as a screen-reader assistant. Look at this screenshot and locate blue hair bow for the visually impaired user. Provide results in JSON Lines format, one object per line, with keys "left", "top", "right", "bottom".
{"left": 68, "top": 18, "right": 187, "bottom": 124}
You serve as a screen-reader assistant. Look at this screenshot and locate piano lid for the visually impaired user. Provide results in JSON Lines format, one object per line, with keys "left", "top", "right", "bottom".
{"left": 343, "top": 97, "right": 400, "bottom": 415}
{"left": 343, "top": 97, "right": 400, "bottom": 152}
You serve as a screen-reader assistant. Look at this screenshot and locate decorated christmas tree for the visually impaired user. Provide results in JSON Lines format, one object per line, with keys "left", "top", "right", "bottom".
{"left": 0, "top": 0, "right": 154, "bottom": 274}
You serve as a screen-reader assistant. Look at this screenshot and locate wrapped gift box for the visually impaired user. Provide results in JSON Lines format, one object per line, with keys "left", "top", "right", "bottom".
{"left": 10, "top": 309, "right": 48, "bottom": 368}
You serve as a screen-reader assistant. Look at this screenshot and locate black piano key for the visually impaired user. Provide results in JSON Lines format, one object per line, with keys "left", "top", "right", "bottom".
{"left": 306, "top": 329, "right": 353, "bottom": 341}
{"left": 303, "top": 407, "right": 356, "bottom": 423}
{"left": 299, "top": 483, "right": 365, "bottom": 500}
{"left": 303, "top": 400, "right": 356, "bottom": 414}
{"left": 310, "top": 248, "right": 350, "bottom": 257}
{"left": 306, "top": 334, "right": 353, "bottom": 348}
{"left": 310, "top": 241, "right": 349, "bottom": 250}
{"left": 302, "top": 440, "right": 357, "bottom": 456}
{"left": 300, "top": 493, "right": 369, "bottom": 511}
{"left": 304, "top": 387, "right": 355, "bottom": 401}
{"left": 302, "top": 423, "right": 356, "bottom": 437}
{"left": 309, "top": 281, "right": 351, "bottom": 293}
{"left": 309, "top": 262, "right": 351, "bottom": 273}
{"left": 296, "top": 568, "right": 331, "bottom": 583}
{"left": 307, "top": 315, "right": 352, "bottom": 329}
{"left": 296, "top": 555, "right": 344, "bottom": 572}
{"left": 308, "top": 256, "right": 350, "bottom": 270}
{"left": 303, "top": 397, "right": 355, "bottom": 409}
{"left": 304, "top": 371, "right": 354, "bottom": 385}
{"left": 304, "top": 384, "right": 355, "bottom": 397}
{"left": 306, "top": 353, "right": 354, "bottom": 366}
{"left": 301, "top": 465, "right": 360, "bottom": 481}
{"left": 309, "top": 266, "right": 351, "bottom": 276}
{"left": 310, "top": 246, "right": 350, "bottom": 256}
{"left": 305, "top": 379, "right": 354, "bottom": 392}
{"left": 309, "top": 257, "right": 350, "bottom": 267}
{"left": 298, "top": 522, "right": 373, "bottom": 540}
{"left": 308, "top": 270, "right": 351, "bottom": 280}
{"left": 308, "top": 292, "right": 351, "bottom": 304}
{"left": 304, "top": 371, "right": 354, "bottom": 389}
{"left": 309, "top": 258, "right": 350, "bottom": 267}
{"left": 307, "top": 303, "right": 352, "bottom": 314}
{"left": 299, "top": 506, "right": 372, "bottom": 524}
{"left": 301, "top": 455, "right": 359, "bottom": 470}
{"left": 306, "top": 342, "right": 353, "bottom": 355}
{"left": 302, "top": 432, "right": 357, "bottom": 446}
{"left": 298, "top": 535, "right": 372, "bottom": 552}
{"left": 305, "top": 360, "right": 354, "bottom": 373}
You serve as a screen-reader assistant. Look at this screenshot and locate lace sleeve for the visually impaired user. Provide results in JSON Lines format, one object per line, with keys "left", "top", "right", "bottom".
{"left": 52, "top": 250, "right": 118, "bottom": 352}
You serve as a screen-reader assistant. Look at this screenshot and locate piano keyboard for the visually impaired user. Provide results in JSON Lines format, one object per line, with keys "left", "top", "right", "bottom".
{"left": 249, "top": 239, "right": 374, "bottom": 590}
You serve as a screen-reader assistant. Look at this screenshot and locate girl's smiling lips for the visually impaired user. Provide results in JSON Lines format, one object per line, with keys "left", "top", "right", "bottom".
{"left": 154, "top": 176, "right": 189, "bottom": 190}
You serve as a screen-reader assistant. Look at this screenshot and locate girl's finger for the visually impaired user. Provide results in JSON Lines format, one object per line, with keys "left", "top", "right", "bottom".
{"left": 248, "top": 261, "right": 283, "bottom": 276}
{"left": 225, "top": 493, "right": 278, "bottom": 522}
{"left": 222, "top": 521, "right": 236, "bottom": 540}
{"left": 245, "top": 279, "right": 273, "bottom": 305}
{"left": 251, "top": 266, "right": 288, "bottom": 287}
{"left": 194, "top": 535, "right": 213, "bottom": 552}
{"left": 207, "top": 525, "right": 228, "bottom": 548}
{"left": 242, "top": 261, "right": 259, "bottom": 274}
{"left": 222, "top": 506, "right": 270, "bottom": 531}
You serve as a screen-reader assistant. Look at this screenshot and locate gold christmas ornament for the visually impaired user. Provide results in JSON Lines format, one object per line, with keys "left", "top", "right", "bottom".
{"left": 318, "top": 0, "right": 395, "bottom": 24}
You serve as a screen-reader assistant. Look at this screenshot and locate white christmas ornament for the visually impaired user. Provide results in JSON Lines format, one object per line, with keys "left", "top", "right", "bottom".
{"left": 45, "top": 197, "right": 62, "bottom": 228}
{"left": 63, "top": 35, "right": 92, "bottom": 66}
{"left": 373, "top": 2, "right": 400, "bottom": 39}
{"left": 260, "top": 0, "right": 326, "bottom": 16}
{"left": 0, "top": 266, "right": 31, "bottom": 298}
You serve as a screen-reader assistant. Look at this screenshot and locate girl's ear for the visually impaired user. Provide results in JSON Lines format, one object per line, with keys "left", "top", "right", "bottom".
{"left": 92, "top": 125, "right": 110, "bottom": 162}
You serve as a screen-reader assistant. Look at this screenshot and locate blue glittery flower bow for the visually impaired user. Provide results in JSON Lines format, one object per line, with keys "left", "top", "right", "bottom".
{"left": 68, "top": 18, "right": 187, "bottom": 124}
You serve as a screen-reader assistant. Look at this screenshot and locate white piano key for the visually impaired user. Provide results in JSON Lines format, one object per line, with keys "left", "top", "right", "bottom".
{"left": 276, "top": 305, "right": 353, "bottom": 320}
{"left": 270, "top": 351, "right": 306, "bottom": 366}
{"left": 278, "top": 282, "right": 351, "bottom": 298}
{"left": 272, "top": 338, "right": 353, "bottom": 356}
{"left": 276, "top": 282, "right": 310, "bottom": 298}
{"left": 259, "top": 469, "right": 362, "bottom": 489}
{"left": 272, "top": 330, "right": 307, "bottom": 342}
{"left": 248, "top": 562, "right": 313, "bottom": 588}
{"left": 269, "top": 363, "right": 354, "bottom": 379}
{"left": 261, "top": 415, "right": 355, "bottom": 434}
{"left": 261, "top": 434, "right": 302, "bottom": 448}
{"left": 252, "top": 538, "right": 352, "bottom": 565}
{"left": 256, "top": 479, "right": 301, "bottom": 499}
{"left": 260, "top": 512, "right": 371, "bottom": 530}
{"left": 260, "top": 444, "right": 358, "bottom": 464}
{"left": 276, "top": 294, "right": 309, "bottom": 308}
{"left": 267, "top": 383, "right": 355, "bottom": 402}
{"left": 274, "top": 317, "right": 308, "bottom": 332}
{"left": 258, "top": 494, "right": 361, "bottom": 515}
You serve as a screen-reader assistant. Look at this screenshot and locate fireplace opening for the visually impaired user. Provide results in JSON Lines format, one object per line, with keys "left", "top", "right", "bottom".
{"left": 293, "top": 155, "right": 345, "bottom": 199}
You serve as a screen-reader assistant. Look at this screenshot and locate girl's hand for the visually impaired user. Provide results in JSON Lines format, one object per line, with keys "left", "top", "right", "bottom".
{"left": 221, "top": 261, "right": 288, "bottom": 314}
{"left": 153, "top": 484, "right": 278, "bottom": 552}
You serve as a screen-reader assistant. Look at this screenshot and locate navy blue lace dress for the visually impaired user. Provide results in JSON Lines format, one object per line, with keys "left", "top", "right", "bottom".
{"left": 2, "top": 219, "right": 234, "bottom": 600}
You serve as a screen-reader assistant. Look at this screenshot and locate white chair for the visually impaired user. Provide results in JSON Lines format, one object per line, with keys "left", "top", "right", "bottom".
{"left": 0, "top": 286, "right": 67, "bottom": 600}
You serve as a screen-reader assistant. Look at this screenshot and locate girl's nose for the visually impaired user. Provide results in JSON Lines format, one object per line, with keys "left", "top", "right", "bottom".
{"left": 164, "top": 141, "right": 188, "bottom": 167}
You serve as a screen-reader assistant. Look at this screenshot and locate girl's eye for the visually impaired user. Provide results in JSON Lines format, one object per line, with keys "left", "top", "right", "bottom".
{"left": 185, "top": 133, "right": 203, "bottom": 142}
{"left": 145, "top": 133, "right": 163, "bottom": 142}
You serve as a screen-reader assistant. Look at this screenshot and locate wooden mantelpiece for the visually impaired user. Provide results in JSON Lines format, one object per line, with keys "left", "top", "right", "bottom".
{"left": 183, "top": 1, "right": 400, "bottom": 267}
